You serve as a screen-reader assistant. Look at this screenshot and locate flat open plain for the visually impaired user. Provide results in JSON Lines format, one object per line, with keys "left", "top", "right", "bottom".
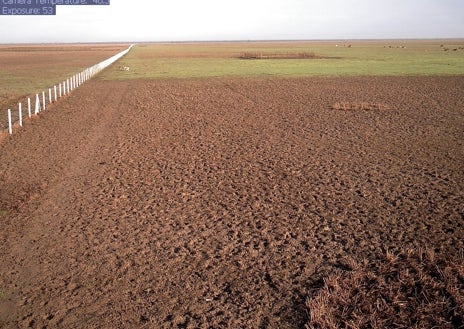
{"left": 0, "top": 74, "right": 463, "bottom": 327}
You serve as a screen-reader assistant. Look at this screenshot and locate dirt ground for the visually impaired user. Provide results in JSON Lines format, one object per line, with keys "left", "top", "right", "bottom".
{"left": 0, "top": 76, "right": 463, "bottom": 328}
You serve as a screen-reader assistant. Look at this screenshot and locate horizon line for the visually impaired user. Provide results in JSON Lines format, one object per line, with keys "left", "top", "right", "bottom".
{"left": 1, "top": 37, "right": 464, "bottom": 46}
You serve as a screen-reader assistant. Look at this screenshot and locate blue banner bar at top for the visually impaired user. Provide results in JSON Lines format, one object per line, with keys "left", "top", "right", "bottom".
{"left": 1, "top": 4, "right": 55, "bottom": 15}
{"left": 1, "top": 0, "right": 110, "bottom": 15}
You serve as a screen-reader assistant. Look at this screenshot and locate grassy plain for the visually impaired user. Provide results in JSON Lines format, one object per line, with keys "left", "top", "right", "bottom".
{"left": 102, "top": 40, "right": 464, "bottom": 80}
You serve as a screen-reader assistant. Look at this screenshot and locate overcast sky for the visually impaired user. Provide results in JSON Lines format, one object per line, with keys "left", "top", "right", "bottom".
{"left": 1, "top": 0, "right": 463, "bottom": 43}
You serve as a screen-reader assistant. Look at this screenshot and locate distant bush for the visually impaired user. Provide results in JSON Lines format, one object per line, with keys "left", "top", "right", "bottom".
{"left": 305, "top": 249, "right": 464, "bottom": 329}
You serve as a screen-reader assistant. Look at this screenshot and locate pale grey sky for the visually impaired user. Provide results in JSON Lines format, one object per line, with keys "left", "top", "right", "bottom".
{"left": 1, "top": 0, "right": 463, "bottom": 43}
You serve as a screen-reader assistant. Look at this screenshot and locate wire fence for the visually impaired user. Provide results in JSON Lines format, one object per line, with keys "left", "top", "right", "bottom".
{"left": 1, "top": 44, "right": 134, "bottom": 134}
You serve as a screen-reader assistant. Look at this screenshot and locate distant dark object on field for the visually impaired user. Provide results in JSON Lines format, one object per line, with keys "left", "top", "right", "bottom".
{"left": 442, "top": 45, "right": 464, "bottom": 52}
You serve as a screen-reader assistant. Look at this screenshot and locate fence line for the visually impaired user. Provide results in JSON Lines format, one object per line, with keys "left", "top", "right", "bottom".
{"left": 3, "top": 44, "right": 134, "bottom": 135}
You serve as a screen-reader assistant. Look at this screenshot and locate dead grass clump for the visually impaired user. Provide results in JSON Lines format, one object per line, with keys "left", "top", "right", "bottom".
{"left": 332, "top": 102, "right": 391, "bottom": 111}
{"left": 305, "top": 249, "right": 464, "bottom": 329}
{"left": 239, "top": 52, "right": 317, "bottom": 60}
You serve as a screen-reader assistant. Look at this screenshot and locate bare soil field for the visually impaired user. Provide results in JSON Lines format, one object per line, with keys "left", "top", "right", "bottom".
{"left": 0, "top": 76, "right": 463, "bottom": 328}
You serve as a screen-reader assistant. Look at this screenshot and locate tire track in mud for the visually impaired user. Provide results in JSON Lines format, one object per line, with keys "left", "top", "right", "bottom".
{"left": 0, "top": 80, "right": 133, "bottom": 328}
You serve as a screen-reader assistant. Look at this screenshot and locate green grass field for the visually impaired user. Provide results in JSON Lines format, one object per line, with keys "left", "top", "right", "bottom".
{"left": 1, "top": 66, "right": 89, "bottom": 102}
{"left": 101, "top": 40, "right": 464, "bottom": 80}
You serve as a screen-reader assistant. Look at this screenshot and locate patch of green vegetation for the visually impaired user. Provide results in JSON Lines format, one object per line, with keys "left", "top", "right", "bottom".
{"left": 0, "top": 67, "right": 90, "bottom": 99}
{"left": 0, "top": 210, "right": 8, "bottom": 217}
{"left": 100, "top": 40, "right": 464, "bottom": 80}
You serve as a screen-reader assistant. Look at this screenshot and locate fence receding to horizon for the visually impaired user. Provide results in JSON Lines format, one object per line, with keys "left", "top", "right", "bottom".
{"left": 2, "top": 44, "right": 134, "bottom": 135}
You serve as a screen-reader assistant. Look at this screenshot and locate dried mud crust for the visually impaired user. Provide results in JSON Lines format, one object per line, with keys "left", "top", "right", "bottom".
{"left": 0, "top": 76, "right": 463, "bottom": 328}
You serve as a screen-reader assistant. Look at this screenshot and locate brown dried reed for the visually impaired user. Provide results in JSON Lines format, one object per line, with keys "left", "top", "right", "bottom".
{"left": 331, "top": 102, "right": 391, "bottom": 111}
{"left": 305, "top": 249, "right": 464, "bottom": 329}
{"left": 239, "top": 52, "right": 317, "bottom": 60}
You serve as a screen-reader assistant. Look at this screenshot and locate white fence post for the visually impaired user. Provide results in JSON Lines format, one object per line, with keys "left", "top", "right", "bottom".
{"left": 28, "top": 97, "right": 31, "bottom": 118}
{"left": 54, "top": 85, "right": 57, "bottom": 101}
{"left": 49, "top": 88, "right": 52, "bottom": 104}
{"left": 19, "top": 103, "right": 22, "bottom": 127}
{"left": 42, "top": 91, "right": 46, "bottom": 110}
{"left": 8, "top": 109, "right": 12, "bottom": 134}
{"left": 35, "top": 94, "right": 40, "bottom": 115}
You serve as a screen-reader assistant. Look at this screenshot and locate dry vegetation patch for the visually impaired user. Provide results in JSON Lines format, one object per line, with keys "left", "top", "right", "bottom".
{"left": 332, "top": 102, "right": 391, "bottom": 111}
{"left": 239, "top": 51, "right": 319, "bottom": 59}
{"left": 306, "top": 249, "right": 464, "bottom": 329}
